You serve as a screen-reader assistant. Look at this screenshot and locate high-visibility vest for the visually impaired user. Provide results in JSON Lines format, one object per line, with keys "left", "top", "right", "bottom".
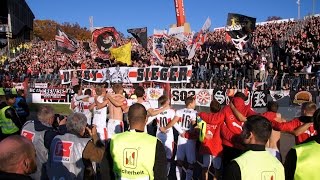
{"left": 294, "top": 140, "right": 320, "bottom": 180}
{"left": 197, "top": 115, "right": 206, "bottom": 142}
{"left": 234, "top": 150, "right": 285, "bottom": 180}
{"left": 0, "top": 106, "right": 19, "bottom": 134}
{"left": 110, "top": 131, "right": 157, "bottom": 180}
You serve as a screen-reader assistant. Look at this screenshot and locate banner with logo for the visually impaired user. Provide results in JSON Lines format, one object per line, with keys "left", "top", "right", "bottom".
{"left": 225, "top": 13, "right": 256, "bottom": 50}
{"left": 92, "top": 27, "right": 120, "bottom": 59}
{"left": 152, "top": 29, "right": 168, "bottom": 62}
{"left": 171, "top": 88, "right": 267, "bottom": 108}
{"left": 127, "top": 27, "right": 148, "bottom": 49}
{"left": 55, "top": 27, "right": 78, "bottom": 53}
{"left": 40, "top": 88, "right": 67, "bottom": 101}
{"left": 59, "top": 65, "right": 192, "bottom": 84}
{"left": 171, "top": 89, "right": 213, "bottom": 107}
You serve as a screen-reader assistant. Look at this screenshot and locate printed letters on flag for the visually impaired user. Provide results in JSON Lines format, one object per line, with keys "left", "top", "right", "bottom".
{"left": 225, "top": 13, "right": 256, "bottom": 50}
{"left": 152, "top": 29, "right": 168, "bottom": 62}
{"left": 127, "top": 27, "right": 148, "bottom": 49}
{"left": 55, "top": 27, "right": 78, "bottom": 53}
{"left": 110, "top": 43, "right": 132, "bottom": 66}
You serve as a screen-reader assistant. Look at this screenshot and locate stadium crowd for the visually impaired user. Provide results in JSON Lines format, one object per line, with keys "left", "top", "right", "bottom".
{"left": 1, "top": 16, "right": 320, "bottom": 91}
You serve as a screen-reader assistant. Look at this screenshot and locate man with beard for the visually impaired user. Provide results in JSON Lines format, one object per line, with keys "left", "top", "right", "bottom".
{"left": 0, "top": 135, "right": 37, "bottom": 179}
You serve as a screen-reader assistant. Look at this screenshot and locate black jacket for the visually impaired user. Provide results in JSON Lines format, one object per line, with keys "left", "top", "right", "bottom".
{"left": 0, "top": 171, "right": 33, "bottom": 180}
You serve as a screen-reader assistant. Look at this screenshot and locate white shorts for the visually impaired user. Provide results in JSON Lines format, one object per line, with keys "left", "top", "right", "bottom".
{"left": 157, "top": 131, "right": 174, "bottom": 159}
{"left": 96, "top": 127, "right": 107, "bottom": 142}
{"left": 107, "top": 119, "right": 124, "bottom": 139}
{"left": 175, "top": 137, "right": 196, "bottom": 164}
{"left": 202, "top": 154, "right": 221, "bottom": 169}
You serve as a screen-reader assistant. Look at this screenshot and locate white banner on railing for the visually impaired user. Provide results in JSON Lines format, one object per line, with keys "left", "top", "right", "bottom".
{"left": 34, "top": 83, "right": 48, "bottom": 89}
{"left": 59, "top": 66, "right": 192, "bottom": 84}
{"left": 31, "top": 87, "right": 164, "bottom": 108}
{"left": 171, "top": 88, "right": 213, "bottom": 107}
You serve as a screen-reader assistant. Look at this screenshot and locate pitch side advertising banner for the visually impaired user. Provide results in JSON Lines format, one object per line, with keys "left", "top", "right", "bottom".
{"left": 31, "top": 87, "right": 163, "bottom": 107}
{"left": 59, "top": 65, "right": 192, "bottom": 84}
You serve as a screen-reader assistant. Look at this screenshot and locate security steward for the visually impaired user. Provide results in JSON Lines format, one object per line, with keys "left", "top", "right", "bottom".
{"left": 284, "top": 108, "right": 320, "bottom": 180}
{"left": 102, "top": 103, "right": 167, "bottom": 180}
{"left": 223, "top": 115, "right": 285, "bottom": 180}
{"left": 21, "top": 105, "right": 67, "bottom": 180}
{"left": 0, "top": 94, "right": 22, "bottom": 141}
{"left": 13, "top": 90, "right": 30, "bottom": 125}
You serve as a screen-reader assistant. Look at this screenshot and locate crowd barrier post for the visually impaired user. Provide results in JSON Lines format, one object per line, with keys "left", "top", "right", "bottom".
{"left": 242, "top": 77, "right": 245, "bottom": 89}
{"left": 280, "top": 73, "right": 287, "bottom": 89}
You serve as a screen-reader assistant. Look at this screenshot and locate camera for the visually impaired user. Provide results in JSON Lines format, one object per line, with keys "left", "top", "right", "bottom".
{"left": 52, "top": 114, "right": 65, "bottom": 129}
{"left": 83, "top": 124, "right": 94, "bottom": 138}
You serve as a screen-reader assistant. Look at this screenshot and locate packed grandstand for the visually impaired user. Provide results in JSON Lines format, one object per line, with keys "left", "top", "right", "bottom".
{"left": 1, "top": 15, "right": 319, "bottom": 92}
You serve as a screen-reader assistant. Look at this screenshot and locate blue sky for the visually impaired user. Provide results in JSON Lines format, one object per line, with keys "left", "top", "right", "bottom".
{"left": 26, "top": 0, "right": 318, "bottom": 35}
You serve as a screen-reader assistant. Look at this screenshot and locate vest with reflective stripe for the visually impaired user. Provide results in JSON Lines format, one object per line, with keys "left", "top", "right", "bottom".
{"left": 0, "top": 106, "right": 19, "bottom": 134}
{"left": 111, "top": 131, "right": 157, "bottom": 180}
{"left": 294, "top": 140, "right": 320, "bottom": 180}
{"left": 234, "top": 150, "right": 285, "bottom": 180}
{"left": 13, "top": 96, "right": 28, "bottom": 116}
{"left": 21, "top": 120, "right": 47, "bottom": 180}
{"left": 47, "top": 133, "right": 90, "bottom": 180}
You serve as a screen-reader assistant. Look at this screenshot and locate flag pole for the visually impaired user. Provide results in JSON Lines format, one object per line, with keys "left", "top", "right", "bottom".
{"left": 313, "top": 0, "right": 315, "bottom": 15}
{"left": 297, "top": 0, "right": 301, "bottom": 19}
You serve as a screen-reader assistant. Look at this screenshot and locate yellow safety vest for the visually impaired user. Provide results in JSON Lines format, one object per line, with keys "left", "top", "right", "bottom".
{"left": 198, "top": 120, "right": 206, "bottom": 142}
{"left": 110, "top": 131, "right": 157, "bottom": 180}
{"left": 0, "top": 106, "right": 19, "bottom": 134}
{"left": 234, "top": 150, "right": 285, "bottom": 180}
{"left": 294, "top": 140, "right": 320, "bottom": 180}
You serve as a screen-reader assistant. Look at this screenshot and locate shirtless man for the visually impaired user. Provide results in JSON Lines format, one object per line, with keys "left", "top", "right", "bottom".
{"left": 105, "top": 84, "right": 127, "bottom": 139}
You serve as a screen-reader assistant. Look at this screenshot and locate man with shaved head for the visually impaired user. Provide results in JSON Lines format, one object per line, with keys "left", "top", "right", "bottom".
{"left": 0, "top": 135, "right": 36, "bottom": 179}
{"left": 102, "top": 103, "right": 167, "bottom": 180}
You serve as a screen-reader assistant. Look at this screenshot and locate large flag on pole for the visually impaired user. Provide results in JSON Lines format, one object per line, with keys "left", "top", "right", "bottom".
{"left": 55, "top": 26, "right": 78, "bottom": 53}
{"left": 110, "top": 42, "right": 132, "bottom": 65}
{"left": 187, "top": 17, "right": 211, "bottom": 59}
{"left": 127, "top": 27, "right": 148, "bottom": 49}
{"left": 152, "top": 29, "right": 168, "bottom": 63}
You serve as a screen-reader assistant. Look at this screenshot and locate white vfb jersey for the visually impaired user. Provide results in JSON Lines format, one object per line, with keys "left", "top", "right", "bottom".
{"left": 76, "top": 97, "right": 94, "bottom": 124}
{"left": 175, "top": 108, "right": 197, "bottom": 131}
{"left": 155, "top": 109, "right": 175, "bottom": 128}
{"left": 92, "top": 96, "right": 107, "bottom": 127}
